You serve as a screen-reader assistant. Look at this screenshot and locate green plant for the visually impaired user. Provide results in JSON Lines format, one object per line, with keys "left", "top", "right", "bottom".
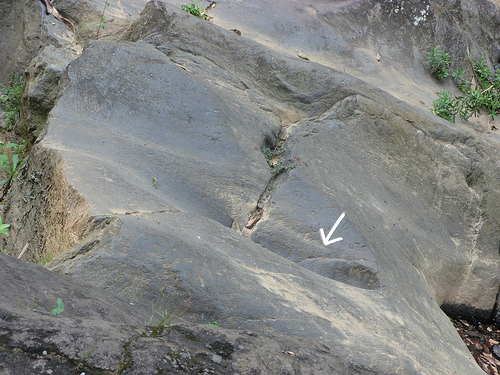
{"left": 49, "top": 298, "right": 64, "bottom": 315}
{"left": 0, "top": 72, "right": 24, "bottom": 130}
{"left": 145, "top": 293, "right": 191, "bottom": 328}
{"left": 428, "top": 47, "right": 500, "bottom": 122}
{"left": 452, "top": 68, "right": 468, "bottom": 91}
{"left": 262, "top": 145, "right": 286, "bottom": 161}
{"left": 0, "top": 153, "right": 27, "bottom": 187}
{"left": 96, "top": 1, "right": 110, "bottom": 39}
{"left": 271, "top": 161, "right": 296, "bottom": 175}
{"left": 432, "top": 90, "right": 457, "bottom": 122}
{"left": 181, "top": 0, "right": 209, "bottom": 20}
{"left": 0, "top": 142, "right": 27, "bottom": 188}
{"left": 427, "top": 46, "right": 451, "bottom": 79}
{"left": 205, "top": 321, "right": 218, "bottom": 327}
{"left": 0, "top": 216, "right": 9, "bottom": 236}
{"left": 262, "top": 144, "right": 296, "bottom": 175}
{"left": 456, "top": 54, "right": 500, "bottom": 120}
{"left": 472, "top": 57, "right": 491, "bottom": 83}
{"left": 8, "top": 140, "right": 27, "bottom": 155}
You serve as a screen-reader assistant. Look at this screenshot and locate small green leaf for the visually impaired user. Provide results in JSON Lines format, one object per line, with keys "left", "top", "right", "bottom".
{"left": 0, "top": 217, "right": 9, "bottom": 235}
{"left": 0, "top": 224, "right": 10, "bottom": 235}
{"left": 11, "top": 154, "right": 19, "bottom": 171}
{"left": 0, "top": 168, "right": 12, "bottom": 176}
{"left": 50, "top": 298, "right": 64, "bottom": 315}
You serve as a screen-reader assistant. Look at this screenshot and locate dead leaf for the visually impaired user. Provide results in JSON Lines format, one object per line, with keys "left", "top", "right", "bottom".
{"left": 296, "top": 51, "right": 310, "bottom": 61}
{"left": 376, "top": 53, "right": 381, "bottom": 61}
{"left": 172, "top": 62, "right": 192, "bottom": 73}
{"left": 459, "top": 319, "right": 471, "bottom": 327}
{"left": 268, "top": 157, "right": 279, "bottom": 167}
{"left": 471, "top": 76, "right": 477, "bottom": 90}
{"left": 479, "top": 324, "right": 489, "bottom": 332}
{"left": 245, "top": 212, "right": 262, "bottom": 229}
{"left": 40, "top": 0, "right": 53, "bottom": 14}
{"left": 230, "top": 28, "right": 242, "bottom": 36}
{"left": 481, "top": 352, "right": 500, "bottom": 366}
{"left": 41, "top": 0, "right": 76, "bottom": 37}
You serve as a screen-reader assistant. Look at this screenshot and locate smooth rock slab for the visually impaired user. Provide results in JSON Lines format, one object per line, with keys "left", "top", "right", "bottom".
{"left": 252, "top": 175, "right": 380, "bottom": 290}
{"left": 49, "top": 211, "right": 483, "bottom": 374}
{"left": 48, "top": 40, "right": 278, "bottom": 226}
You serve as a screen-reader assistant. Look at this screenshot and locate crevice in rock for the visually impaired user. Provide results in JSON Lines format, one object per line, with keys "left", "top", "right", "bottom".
{"left": 112, "top": 209, "right": 181, "bottom": 217}
{"left": 240, "top": 128, "right": 295, "bottom": 236}
{"left": 17, "top": 45, "right": 78, "bottom": 146}
{"left": 115, "top": 334, "right": 139, "bottom": 375}
{"left": 441, "top": 302, "right": 493, "bottom": 323}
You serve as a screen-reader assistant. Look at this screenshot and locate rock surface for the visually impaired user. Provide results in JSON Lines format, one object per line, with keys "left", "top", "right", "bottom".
{"left": 0, "top": 253, "right": 383, "bottom": 375}
{"left": 1, "top": 0, "right": 500, "bottom": 374}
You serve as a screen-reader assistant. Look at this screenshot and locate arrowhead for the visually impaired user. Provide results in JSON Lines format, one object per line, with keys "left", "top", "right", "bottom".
{"left": 320, "top": 229, "right": 343, "bottom": 245}
{"left": 319, "top": 212, "right": 345, "bottom": 246}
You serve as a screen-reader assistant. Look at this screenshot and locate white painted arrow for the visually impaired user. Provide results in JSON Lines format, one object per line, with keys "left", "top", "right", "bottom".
{"left": 319, "top": 212, "right": 346, "bottom": 246}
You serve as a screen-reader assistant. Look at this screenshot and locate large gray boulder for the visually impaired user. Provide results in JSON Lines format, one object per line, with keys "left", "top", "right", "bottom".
{"left": 1, "top": 0, "right": 500, "bottom": 374}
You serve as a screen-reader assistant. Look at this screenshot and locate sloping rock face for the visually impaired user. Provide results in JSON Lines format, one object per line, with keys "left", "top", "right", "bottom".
{"left": 1, "top": 0, "right": 500, "bottom": 374}
{"left": 0, "top": 252, "right": 147, "bottom": 373}
{"left": 0, "top": 252, "right": 383, "bottom": 375}
{"left": 200, "top": 0, "right": 500, "bottom": 114}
